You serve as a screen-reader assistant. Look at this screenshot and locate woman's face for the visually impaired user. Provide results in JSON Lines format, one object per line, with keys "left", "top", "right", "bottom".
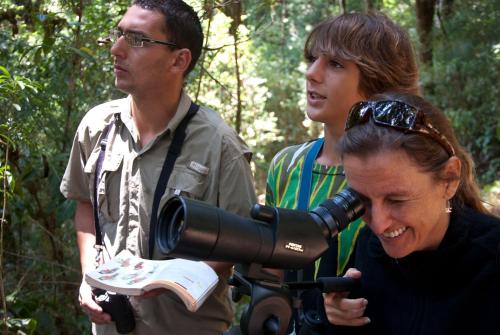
{"left": 343, "top": 149, "right": 455, "bottom": 258}
{"left": 305, "top": 53, "right": 366, "bottom": 130}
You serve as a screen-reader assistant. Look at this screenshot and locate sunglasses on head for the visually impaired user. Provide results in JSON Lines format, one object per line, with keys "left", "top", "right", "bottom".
{"left": 345, "top": 100, "right": 456, "bottom": 157}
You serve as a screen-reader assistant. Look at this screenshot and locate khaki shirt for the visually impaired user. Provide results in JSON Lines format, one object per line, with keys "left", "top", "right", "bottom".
{"left": 61, "top": 92, "right": 257, "bottom": 334}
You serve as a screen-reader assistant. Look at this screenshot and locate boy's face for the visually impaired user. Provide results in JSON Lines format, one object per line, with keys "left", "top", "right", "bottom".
{"left": 305, "top": 54, "right": 366, "bottom": 131}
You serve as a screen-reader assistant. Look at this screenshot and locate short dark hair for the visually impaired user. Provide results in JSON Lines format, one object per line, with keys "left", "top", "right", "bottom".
{"left": 133, "top": 0, "right": 203, "bottom": 75}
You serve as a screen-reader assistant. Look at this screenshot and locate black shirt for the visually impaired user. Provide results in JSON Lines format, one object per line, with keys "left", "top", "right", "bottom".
{"left": 301, "top": 207, "right": 500, "bottom": 335}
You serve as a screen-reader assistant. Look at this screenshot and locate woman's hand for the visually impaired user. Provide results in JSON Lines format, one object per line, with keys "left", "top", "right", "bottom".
{"left": 323, "top": 268, "right": 370, "bottom": 326}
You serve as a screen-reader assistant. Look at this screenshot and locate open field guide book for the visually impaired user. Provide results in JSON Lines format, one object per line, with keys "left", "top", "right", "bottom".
{"left": 85, "top": 250, "right": 218, "bottom": 312}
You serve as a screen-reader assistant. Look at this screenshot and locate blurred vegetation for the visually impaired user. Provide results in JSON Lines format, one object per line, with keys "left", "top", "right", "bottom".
{"left": 0, "top": 0, "right": 498, "bottom": 333}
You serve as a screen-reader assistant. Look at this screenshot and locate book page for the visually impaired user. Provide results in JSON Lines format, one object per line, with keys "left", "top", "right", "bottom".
{"left": 85, "top": 250, "right": 219, "bottom": 311}
{"left": 150, "top": 258, "right": 218, "bottom": 303}
{"left": 86, "top": 250, "right": 164, "bottom": 295}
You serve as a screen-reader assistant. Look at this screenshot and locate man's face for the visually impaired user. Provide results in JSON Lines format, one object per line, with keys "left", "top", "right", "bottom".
{"left": 111, "top": 5, "right": 175, "bottom": 95}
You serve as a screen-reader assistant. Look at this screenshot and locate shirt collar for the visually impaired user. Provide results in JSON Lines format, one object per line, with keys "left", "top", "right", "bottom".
{"left": 164, "top": 90, "right": 192, "bottom": 135}
{"left": 116, "top": 92, "right": 193, "bottom": 141}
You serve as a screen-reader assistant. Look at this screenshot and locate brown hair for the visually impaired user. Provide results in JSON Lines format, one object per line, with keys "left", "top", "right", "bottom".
{"left": 304, "top": 12, "right": 420, "bottom": 97}
{"left": 338, "top": 93, "right": 488, "bottom": 214}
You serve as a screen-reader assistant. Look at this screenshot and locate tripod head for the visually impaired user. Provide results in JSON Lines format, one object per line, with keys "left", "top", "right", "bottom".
{"left": 227, "top": 264, "right": 359, "bottom": 335}
{"left": 230, "top": 268, "right": 290, "bottom": 335}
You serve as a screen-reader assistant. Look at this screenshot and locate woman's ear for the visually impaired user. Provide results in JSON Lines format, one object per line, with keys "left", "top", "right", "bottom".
{"left": 443, "top": 156, "right": 461, "bottom": 199}
{"left": 171, "top": 48, "right": 192, "bottom": 75}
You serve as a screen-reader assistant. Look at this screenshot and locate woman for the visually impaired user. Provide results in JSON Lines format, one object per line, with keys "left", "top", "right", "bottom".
{"left": 324, "top": 93, "right": 500, "bottom": 334}
{"left": 265, "top": 12, "right": 420, "bottom": 333}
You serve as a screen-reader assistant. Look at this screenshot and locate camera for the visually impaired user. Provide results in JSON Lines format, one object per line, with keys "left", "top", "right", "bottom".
{"left": 156, "top": 187, "right": 364, "bottom": 269}
{"left": 93, "top": 288, "right": 135, "bottom": 334}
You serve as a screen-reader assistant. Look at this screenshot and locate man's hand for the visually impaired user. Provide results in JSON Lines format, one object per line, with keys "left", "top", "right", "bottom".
{"left": 204, "top": 260, "right": 233, "bottom": 274}
{"left": 323, "top": 268, "right": 370, "bottom": 327}
{"left": 79, "top": 280, "right": 112, "bottom": 324}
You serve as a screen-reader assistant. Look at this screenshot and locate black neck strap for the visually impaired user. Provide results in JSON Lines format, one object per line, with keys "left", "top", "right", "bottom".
{"left": 92, "top": 102, "right": 199, "bottom": 260}
{"left": 93, "top": 122, "right": 114, "bottom": 248}
{"left": 148, "top": 102, "right": 199, "bottom": 259}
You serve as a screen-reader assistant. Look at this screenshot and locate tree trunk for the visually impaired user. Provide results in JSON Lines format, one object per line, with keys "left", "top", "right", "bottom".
{"left": 62, "top": 0, "right": 84, "bottom": 154}
{"left": 339, "top": 0, "right": 347, "bottom": 13}
{"left": 439, "top": 0, "right": 454, "bottom": 18}
{"left": 195, "top": 1, "right": 215, "bottom": 102}
{"left": 222, "top": 0, "right": 243, "bottom": 133}
{"left": 233, "top": 32, "right": 242, "bottom": 134}
{"left": 415, "top": 0, "right": 437, "bottom": 66}
{"left": 365, "top": 0, "right": 375, "bottom": 11}
{"left": 0, "top": 144, "right": 9, "bottom": 335}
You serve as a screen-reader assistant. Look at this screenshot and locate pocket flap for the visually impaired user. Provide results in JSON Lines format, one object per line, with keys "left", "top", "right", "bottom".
{"left": 102, "top": 152, "right": 123, "bottom": 172}
{"left": 84, "top": 150, "right": 100, "bottom": 174}
{"left": 167, "top": 167, "right": 205, "bottom": 198}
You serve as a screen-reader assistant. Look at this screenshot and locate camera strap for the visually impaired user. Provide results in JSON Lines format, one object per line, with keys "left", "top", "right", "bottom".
{"left": 295, "top": 137, "right": 324, "bottom": 276}
{"left": 93, "top": 119, "right": 116, "bottom": 263}
{"left": 294, "top": 137, "right": 324, "bottom": 330}
{"left": 92, "top": 102, "right": 199, "bottom": 262}
{"left": 297, "top": 137, "right": 324, "bottom": 211}
{"left": 148, "top": 102, "right": 199, "bottom": 259}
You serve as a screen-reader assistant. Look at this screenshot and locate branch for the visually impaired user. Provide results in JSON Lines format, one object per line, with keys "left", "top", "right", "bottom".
{"left": 1, "top": 143, "right": 8, "bottom": 335}
{"left": 30, "top": 280, "right": 80, "bottom": 287}
{"left": 202, "top": 35, "right": 252, "bottom": 52}
{"left": 233, "top": 31, "right": 242, "bottom": 133}
{"left": 198, "top": 65, "right": 238, "bottom": 103}
{"left": 196, "top": 0, "right": 215, "bottom": 102}
{"left": 0, "top": 10, "right": 18, "bottom": 34}
{"left": 11, "top": 258, "right": 36, "bottom": 297}
{"left": 436, "top": 5, "right": 449, "bottom": 40}
{"left": 3, "top": 250, "right": 80, "bottom": 274}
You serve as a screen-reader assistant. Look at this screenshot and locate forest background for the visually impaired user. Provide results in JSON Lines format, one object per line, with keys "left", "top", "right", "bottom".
{"left": 0, "top": 0, "right": 498, "bottom": 334}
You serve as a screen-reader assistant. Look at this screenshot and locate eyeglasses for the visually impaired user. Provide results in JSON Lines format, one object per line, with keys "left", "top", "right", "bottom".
{"left": 345, "top": 100, "right": 456, "bottom": 157}
{"left": 101, "top": 29, "right": 178, "bottom": 48}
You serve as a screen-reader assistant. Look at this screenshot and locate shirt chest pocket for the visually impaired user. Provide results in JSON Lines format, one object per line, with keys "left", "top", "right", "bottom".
{"left": 165, "top": 166, "right": 206, "bottom": 200}
{"left": 84, "top": 150, "right": 123, "bottom": 224}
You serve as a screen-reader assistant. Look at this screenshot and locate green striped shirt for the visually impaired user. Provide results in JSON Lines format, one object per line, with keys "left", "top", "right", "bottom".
{"left": 266, "top": 140, "right": 365, "bottom": 276}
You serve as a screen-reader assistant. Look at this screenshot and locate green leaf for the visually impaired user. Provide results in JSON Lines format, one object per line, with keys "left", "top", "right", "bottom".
{"left": 69, "top": 46, "right": 96, "bottom": 61}
{"left": 0, "top": 66, "right": 11, "bottom": 77}
{"left": 80, "top": 46, "right": 95, "bottom": 57}
{"left": 3, "top": 318, "right": 38, "bottom": 332}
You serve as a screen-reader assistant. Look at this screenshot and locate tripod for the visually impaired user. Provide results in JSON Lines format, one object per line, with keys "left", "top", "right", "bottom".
{"left": 225, "top": 263, "right": 359, "bottom": 335}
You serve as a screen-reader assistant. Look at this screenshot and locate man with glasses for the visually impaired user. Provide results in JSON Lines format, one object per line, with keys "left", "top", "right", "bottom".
{"left": 60, "top": 1, "right": 256, "bottom": 334}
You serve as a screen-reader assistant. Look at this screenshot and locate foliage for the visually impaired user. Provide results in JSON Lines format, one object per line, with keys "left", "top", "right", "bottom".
{"left": 1, "top": 0, "right": 129, "bottom": 333}
{"left": 428, "top": 0, "right": 499, "bottom": 184}
{"left": 0, "top": 0, "right": 498, "bottom": 333}
{"left": 0, "top": 66, "right": 40, "bottom": 334}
